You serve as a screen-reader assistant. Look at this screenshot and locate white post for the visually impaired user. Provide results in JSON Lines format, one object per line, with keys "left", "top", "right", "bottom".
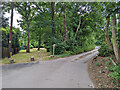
{"left": 53, "top": 44, "right": 56, "bottom": 57}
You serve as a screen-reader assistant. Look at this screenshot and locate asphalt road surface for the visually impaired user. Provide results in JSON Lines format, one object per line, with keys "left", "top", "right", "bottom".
{"left": 2, "top": 47, "right": 99, "bottom": 88}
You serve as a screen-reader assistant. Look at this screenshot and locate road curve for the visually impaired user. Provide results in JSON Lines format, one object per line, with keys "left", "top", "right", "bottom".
{"left": 2, "top": 48, "right": 99, "bottom": 88}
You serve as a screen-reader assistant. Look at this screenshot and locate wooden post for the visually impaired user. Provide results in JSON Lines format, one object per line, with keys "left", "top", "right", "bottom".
{"left": 9, "top": 58, "right": 14, "bottom": 64}
{"left": 30, "top": 56, "right": 34, "bottom": 61}
{"left": 53, "top": 44, "right": 56, "bottom": 57}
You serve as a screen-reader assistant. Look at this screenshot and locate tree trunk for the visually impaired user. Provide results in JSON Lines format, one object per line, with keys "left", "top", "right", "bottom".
{"left": 75, "top": 15, "right": 81, "bottom": 36}
{"left": 104, "top": 18, "right": 113, "bottom": 50}
{"left": 118, "top": 21, "right": 120, "bottom": 49}
{"left": 51, "top": 2, "right": 55, "bottom": 35}
{"left": 64, "top": 5, "right": 67, "bottom": 41}
{"left": 111, "top": 16, "right": 120, "bottom": 63}
{"left": 8, "top": 2, "right": 14, "bottom": 58}
{"left": 38, "top": 36, "right": 41, "bottom": 51}
{"left": 26, "top": 23, "right": 30, "bottom": 53}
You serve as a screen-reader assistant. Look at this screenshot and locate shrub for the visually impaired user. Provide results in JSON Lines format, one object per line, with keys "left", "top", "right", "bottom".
{"left": 108, "top": 65, "right": 120, "bottom": 86}
{"left": 30, "top": 45, "right": 33, "bottom": 49}
{"left": 69, "top": 46, "right": 84, "bottom": 55}
{"left": 106, "top": 58, "right": 120, "bottom": 87}
{"left": 99, "top": 44, "right": 113, "bottom": 57}
{"left": 65, "top": 38, "right": 77, "bottom": 51}
{"left": 46, "top": 46, "right": 50, "bottom": 52}
{"left": 45, "top": 36, "right": 63, "bottom": 53}
{"left": 33, "top": 41, "right": 38, "bottom": 48}
{"left": 84, "top": 45, "right": 95, "bottom": 52}
{"left": 53, "top": 42, "right": 66, "bottom": 55}
{"left": 41, "top": 43, "right": 45, "bottom": 48}
{"left": 75, "top": 47, "right": 84, "bottom": 54}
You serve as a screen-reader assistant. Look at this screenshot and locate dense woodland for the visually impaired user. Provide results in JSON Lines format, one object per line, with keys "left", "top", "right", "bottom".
{"left": 1, "top": 2, "right": 120, "bottom": 87}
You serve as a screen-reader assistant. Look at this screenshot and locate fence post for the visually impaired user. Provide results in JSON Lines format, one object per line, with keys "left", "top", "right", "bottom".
{"left": 53, "top": 44, "right": 56, "bottom": 57}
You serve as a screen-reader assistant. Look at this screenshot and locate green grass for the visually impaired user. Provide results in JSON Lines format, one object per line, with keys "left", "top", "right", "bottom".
{"left": 55, "top": 53, "right": 70, "bottom": 58}
{"left": 0, "top": 48, "right": 71, "bottom": 65}
{"left": 0, "top": 47, "right": 94, "bottom": 65}
{"left": 0, "top": 48, "right": 51, "bottom": 65}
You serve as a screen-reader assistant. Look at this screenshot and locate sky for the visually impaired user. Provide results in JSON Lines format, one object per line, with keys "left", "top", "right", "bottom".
{"left": 4, "top": 9, "right": 23, "bottom": 31}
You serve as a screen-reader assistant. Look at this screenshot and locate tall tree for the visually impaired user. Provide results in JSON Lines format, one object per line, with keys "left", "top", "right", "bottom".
{"left": 111, "top": 15, "right": 120, "bottom": 63}
{"left": 16, "top": 2, "right": 35, "bottom": 53}
{"left": 33, "top": 2, "right": 51, "bottom": 50}
{"left": 64, "top": 4, "right": 67, "bottom": 41}
{"left": 75, "top": 15, "right": 81, "bottom": 36}
{"left": 104, "top": 17, "right": 113, "bottom": 50}
{"left": 51, "top": 2, "right": 55, "bottom": 36}
{"left": 1, "top": 14, "right": 9, "bottom": 28}
{"left": 8, "top": 2, "right": 14, "bottom": 58}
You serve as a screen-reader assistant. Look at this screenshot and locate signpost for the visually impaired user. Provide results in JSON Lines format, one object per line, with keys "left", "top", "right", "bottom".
{"left": 53, "top": 44, "right": 56, "bottom": 57}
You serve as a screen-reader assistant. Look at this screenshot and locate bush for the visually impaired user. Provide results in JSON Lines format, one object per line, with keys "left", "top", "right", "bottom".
{"left": 68, "top": 46, "right": 84, "bottom": 55}
{"left": 108, "top": 65, "right": 120, "bottom": 87}
{"left": 84, "top": 45, "right": 95, "bottom": 52}
{"left": 98, "top": 44, "right": 113, "bottom": 57}
{"left": 46, "top": 46, "right": 50, "bottom": 52}
{"left": 33, "top": 41, "right": 38, "bottom": 48}
{"left": 75, "top": 47, "right": 84, "bottom": 54}
{"left": 106, "top": 58, "right": 120, "bottom": 87}
{"left": 53, "top": 42, "right": 66, "bottom": 55}
{"left": 65, "top": 37, "right": 95, "bottom": 55}
{"left": 65, "top": 38, "right": 77, "bottom": 51}
{"left": 41, "top": 43, "right": 45, "bottom": 48}
{"left": 45, "top": 36, "right": 63, "bottom": 53}
{"left": 74, "top": 47, "right": 84, "bottom": 54}
{"left": 30, "top": 45, "right": 33, "bottom": 49}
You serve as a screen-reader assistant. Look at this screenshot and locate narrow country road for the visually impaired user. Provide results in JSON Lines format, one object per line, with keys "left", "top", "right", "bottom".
{"left": 2, "top": 47, "right": 99, "bottom": 88}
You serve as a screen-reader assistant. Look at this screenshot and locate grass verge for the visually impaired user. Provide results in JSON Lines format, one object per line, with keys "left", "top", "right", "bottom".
{"left": 0, "top": 48, "right": 71, "bottom": 65}
{"left": 1, "top": 47, "right": 95, "bottom": 65}
{"left": 0, "top": 48, "right": 50, "bottom": 65}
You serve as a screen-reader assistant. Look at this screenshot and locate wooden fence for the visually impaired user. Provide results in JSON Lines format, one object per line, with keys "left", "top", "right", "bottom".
{"left": 2, "top": 47, "right": 20, "bottom": 58}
